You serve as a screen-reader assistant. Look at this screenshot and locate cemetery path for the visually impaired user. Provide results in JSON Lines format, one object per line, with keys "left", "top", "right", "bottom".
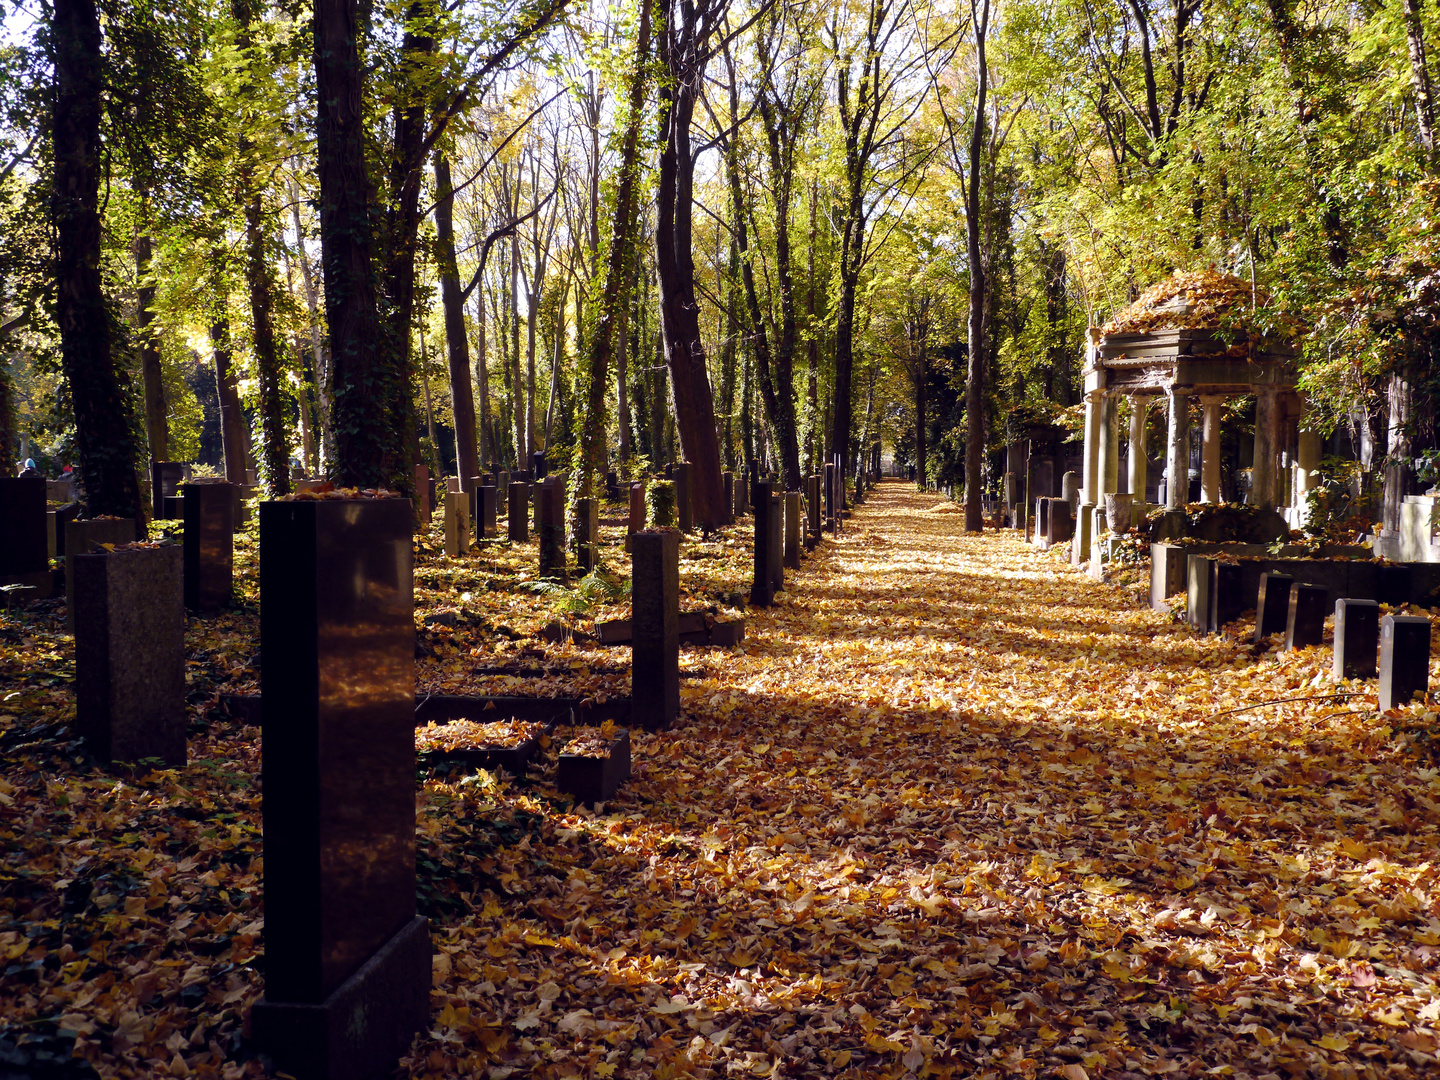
{"left": 412, "top": 481, "right": 1440, "bottom": 1079}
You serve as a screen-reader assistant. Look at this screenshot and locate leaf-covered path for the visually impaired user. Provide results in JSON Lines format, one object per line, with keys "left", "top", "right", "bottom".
{"left": 4, "top": 481, "right": 1440, "bottom": 1080}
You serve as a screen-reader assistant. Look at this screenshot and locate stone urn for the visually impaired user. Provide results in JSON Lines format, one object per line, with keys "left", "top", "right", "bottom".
{"left": 1105, "top": 493, "right": 1134, "bottom": 534}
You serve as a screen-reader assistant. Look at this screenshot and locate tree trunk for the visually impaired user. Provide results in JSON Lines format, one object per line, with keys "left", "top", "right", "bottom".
{"left": 313, "top": 0, "right": 388, "bottom": 487}
{"left": 1405, "top": 0, "right": 1438, "bottom": 162}
{"left": 914, "top": 346, "right": 927, "bottom": 489}
{"left": 245, "top": 192, "right": 292, "bottom": 495}
{"left": 963, "top": 3, "right": 991, "bottom": 532}
{"left": 134, "top": 218, "right": 169, "bottom": 464}
{"left": 434, "top": 153, "right": 480, "bottom": 489}
{"left": 1384, "top": 373, "right": 1415, "bottom": 532}
{"left": 655, "top": 6, "right": 725, "bottom": 528}
{"left": 53, "top": 0, "right": 143, "bottom": 521}
{"left": 210, "top": 319, "right": 248, "bottom": 485}
{"left": 476, "top": 287, "right": 492, "bottom": 466}
{"left": 287, "top": 175, "right": 333, "bottom": 470}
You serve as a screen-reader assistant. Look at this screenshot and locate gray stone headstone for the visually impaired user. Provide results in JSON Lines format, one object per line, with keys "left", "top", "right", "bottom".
{"left": 631, "top": 530, "right": 679, "bottom": 731}
{"left": 74, "top": 544, "right": 184, "bottom": 766}
{"left": 1380, "top": 615, "right": 1430, "bottom": 711}
{"left": 444, "top": 491, "right": 469, "bottom": 557}
{"left": 1209, "top": 561, "right": 1244, "bottom": 632}
{"left": 1061, "top": 471, "right": 1080, "bottom": 511}
{"left": 1284, "top": 584, "right": 1328, "bottom": 650}
{"left": 1187, "top": 555, "right": 1213, "bottom": 632}
{"left": 1333, "top": 599, "right": 1379, "bottom": 680}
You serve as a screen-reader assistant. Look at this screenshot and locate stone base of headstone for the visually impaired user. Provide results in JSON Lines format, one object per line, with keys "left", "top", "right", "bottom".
{"left": 74, "top": 544, "right": 184, "bottom": 766}
{"left": 65, "top": 518, "right": 138, "bottom": 631}
{"left": 250, "top": 915, "right": 430, "bottom": 1080}
{"left": 1333, "top": 599, "right": 1379, "bottom": 680}
{"left": 1380, "top": 614, "right": 1430, "bottom": 711}
{"left": 558, "top": 728, "right": 632, "bottom": 804}
{"left": 1284, "top": 584, "right": 1328, "bottom": 650}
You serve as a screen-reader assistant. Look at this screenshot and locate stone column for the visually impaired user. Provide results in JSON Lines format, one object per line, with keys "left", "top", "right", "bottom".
{"left": 1128, "top": 396, "right": 1151, "bottom": 508}
{"left": 1098, "top": 395, "right": 1120, "bottom": 500}
{"left": 1200, "top": 397, "right": 1223, "bottom": 504}
{"left": 1252, "top": 389, "right": 1279, "bottom": 510}
{"left": 1080, "top": 393, "right": 1100, "bottom": 506}
{"left": 1295, "top": 427, "right": 1323, "bottom": 525}
{"left": 1165, "top": 387, "right": 1190, "bottom": 510}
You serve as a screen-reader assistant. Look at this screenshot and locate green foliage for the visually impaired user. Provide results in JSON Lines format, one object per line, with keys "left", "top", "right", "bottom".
{"left": 526, "top": 568, "right": 628, "bottom": 615}
{"left": 646, "top": 479, "right": 676, "bottom": 528}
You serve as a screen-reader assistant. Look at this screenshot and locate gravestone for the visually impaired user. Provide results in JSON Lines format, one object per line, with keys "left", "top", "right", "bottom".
{"left": 508, "top": 482, "right": 529, "bottom": 542}
{"left": 74, "top": 544, "right": 184, "bottom": 766}
{"left": 751, "top": 481, "right": 774, "bottom": 606}
{"left": 183, "top": 482, "right": 236, "bottom": 612}
{"left": 477, "top": 484, "right": 498, "bottom": 540}
{"left": 532, "top": 450, "right": 547, "bottom": 479}
{"left": 65, "top": 518, "right": 138, "bottom": 631}
{"left": 511, "top": 469, "right": 530, "bottom": 484}
{"left": 768, "top": 491, "right": 784, "bottom": 594}
{"left": 1254, "top": 573, "right": 1294, "bottom": 642}
{"left": 604, "top": 470, "right": 621, "bottom": 500}
{"left": 251, "top": 496, "right": 427, "bottom": 1080}
{"left": 495, "top": 470, "right": 510, "bottom": 512}
{"left": 50, "top": 502, "right": 82, "bottom": 560}
{"left": 627, "top": 482, "right": 645, "bottom": 552}
{"left": 1, "top": 477, "right": 50, "bottom": 595}
{"left": 722, "top": 472, "right": 734, "bottom": 527}
{"left": 1047, "top": 499, "right": 1074, "bottom": 546}
{"left": 674, "top": 462, "right": 692, "bottom": 533}
{"left": 537, "top": 478, "right": 565, "bottom": 579}
{"left": 151, "top": 461, "right": 185, "bottom": 523}
{"left": 1285, "top": 583, "right": 1328, "bottom": 650}
{"left": 823, "top": 463, "right": 836, "bottom": 531}
{"left": 413, "top": 465, "right": 430, "bottom": 522}
{"left": 446, "top": 476, "right": 461, "bottom": 494}
{"left": 444, "top": 491, "right": 469, "bottom": 558}
{"left": 1209, "top": 561, "right": 1245, "bottom": 632}
{"left": 807, "top": 475, "right": 821, "bottom": 547}
{"left": 1035, "top": 498, "right": 1051, "bottom": 544}
{"left": 467, "top": 476, "right": 485, "bottom": 523}
{"left": 1061, "top": 471, "right": 1081, "bottom": 512}
{"left": 1333, "top": 598, "right": 1379, "bottom": 680}
{"left": 736, "top": 468, "right": 749, "bottom": 517}
{"left": 784, "top": 491, "right": 801, "bottom": 570}
{"left": 1034, "top": 460, "right": 1054, "bottom": 499}
{"left": 1379, "top": 614, "right": 1430, "bottom": 711}
{"left": 1187, "top": 555, "right": 1213, "bottom": 632}
{"left": 575, "top": 496, "right": 599, "bottom": 573}
{"left": 631, "top": 530, "right": 679, "bottom": 730}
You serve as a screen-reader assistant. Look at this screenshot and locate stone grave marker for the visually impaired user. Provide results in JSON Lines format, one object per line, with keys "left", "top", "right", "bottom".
{"left": 508, "top": 482, "right": 530, "bottom": 542}
{"left": 784, "top": 491, "right": 801, "bottom": 570}
{"left": 413, "top": 465, "right": 431, "bottom": 522}
{"left": 626, "top": 481, "right": 645, "bottom": 552}
{"left": 1046, "top": 498, "right": 1073, "bottom": 546}
{"left": 466, "top": 476, "right": 484, "bottom": 522}
{"left": 768, "top": 491, "right": 783, "bottom": 594}
{"left": 1254, "top": 573, "right": 1294, "bottom": 642}
{"left": 65, "top": 518, "right": 138, "bottom": 631}
{"left": 1061, "top": 471, "right": 1080, "bottom": 511}
{"left": 183, "top": 482, "right": 236, "bottom": 612}
{"left": 632, "top": 529, "right": 679, "bottom": 730}
{"left": 151, "top": 461, "right": 185, "bottom": 522}
{"left": 823, "top": 463, "right": 836, "bottom": 531}
{"left": 477, "top": 484, "right": 498, "bottom": 539}
{"left": 1333, "top": 598, "right": 1379, "bottom": 680}
{"left": 751, "top": 480, "right": 774, "bottom": 606}
{"left": 1379, "top": 614, "right": 1430, "bottom": 711}
{"left": 446, "top": 475, "right": 461, "bottom": 493}
{"left": 251, "top": 496, "right": 428, "bottom": 1080}
{"left": 1, "top": 476, "right": 52, "bottom": 598}
{"left": 605, "top": 470, "right": 621, "bottom": 500}
{"left": 74, "top": 543, "right": 184, "bottom": 766}
{"left": 1187, "top": 555, "right": 1213, "bottom": 632}
{"left": 575, "top": 496, "right": 599, "bottom": 573}
{"left": 807, "top": 475, "right": 821, "bottom": 544}
{"left": 537, "top": 478, "right": 565, "bottom": 579}
{"left": 443, "top": 491, "right": 469, "bottom": 557}
{"left": 1284, "top": 583, "right": 1328, "bottom": 650}
{"left": 495, "top": 470, "right": 510, "bottom": 512}
{"left": 532, "top": 450, "right": 547, "bottom": 479}
{"left": 1208, "top": 561, "right": 1245, "bottom": 632}
{"left": 674, "top": 462, "right": 692, "bottom": 532}
{"left": 1035, "top": 498, "right": 1051, "bottom": 544}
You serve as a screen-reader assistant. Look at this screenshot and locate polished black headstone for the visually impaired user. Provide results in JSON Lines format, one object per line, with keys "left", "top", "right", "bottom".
{"left": 1208, "top": 561, "right": 1245, "bottom": 632}
{"left": 508, "top": 482, "right": 529, "bottom": 542}
{"left": 532, "top": 450, "right": 547, "bottom": 479}
{"left": 1379, "top": 614, "right": 1430, "bottom": 711}
{"left": 1047, "top": 498, "right": 1073, "bottom": 546}
{"left": 1333, "top": 599, "right": 1379, "bottom": 680}
{"left": 751, "top": 481, "right": 774, "bottom": 606}
{"left": 1284, "top": 583, "right": 1328, "bottom": 650}
{"left": 1377, "top": 564, "right": 1413, "bottom": 607}
{"left": 74, "top": 545, "right": 185, "bottom": 766}
{"left": 151, "top": 461, "right": 185, "bottom": 523}
{"left": 768, "top": 491, "right": 783, "bottom": 593}
{"left": 254, "top": 496, "right": 426, "bottom": 1080}
{"left": 632, "top": 530, "right": 679, "bottom": 730}
{"left": 674, "top": 463, "right": 692, "bottom": 532}
{"left": 0, "top": 476, "right": 48, "bottom": 576}
{"left": 477, "top": 485, "right": 498, "bottom": 539}
{"left": 183, "top": 482, "right": 236, "bottom": 612}
{"left": 1254, "top": 573, "right": 1294, "bottom": 642}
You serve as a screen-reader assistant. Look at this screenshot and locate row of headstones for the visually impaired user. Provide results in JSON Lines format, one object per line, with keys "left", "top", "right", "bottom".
{"left": 749, "top": 461, "right": 854, "bottom": 605}
{"left": 1186, "top": 556, "right": 1432, "bottom": 712}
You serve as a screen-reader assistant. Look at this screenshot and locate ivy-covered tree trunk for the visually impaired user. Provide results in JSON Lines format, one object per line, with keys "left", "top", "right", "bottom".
{"left": 53, "top": 0, "right": 143, "bottom": 522}
{"left": 313, "top": 0, "right": 389, "bottom": 487}
{"left": 244, "top": 193, "right": 291, "bottom": 496}
{"left": 209, "top": 318, "right": 248, "bottom": 485}
{"left": 134, "top": 214, "right": 169, "bottom": 464}
{"left": 434, "top": 154, "right": 479, "bottom": 490}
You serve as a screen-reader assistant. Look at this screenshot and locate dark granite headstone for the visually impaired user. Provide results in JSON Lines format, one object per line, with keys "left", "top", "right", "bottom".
{"left": 1209, "top": 561, "right": 1245, "bottom": 632}
{"left": 495, "top": 470, "right": 509, "bottom": 512}
{"left": 413, "top": 465, "right": 430, "bottom": 522}
{"left": 537, "top": 478, "right": 565, "bottom": 580}
{"left": 532, "top": 450, "right": 547, "bottom": 479}
{"left": 575, "top": 496, "right": 599, "bottom": 573}
{"left": 768, "top": 492, "right": 783, "bottom": 593}
{"left": 74, "top": 544, "right": 184, "bottom": 766}
{"left": 161, "top": 495, "right": 185, "bottom": 520}
{"left": 65, "top": 518, "right": 138, "bottom": 631}
{"left": 784, "top": 491, "right": 801, "bottom": 570}
{"left": 823, "top": 463, "right": 836, "bottom": 531}
{"left": 508, "top": 482, "right": 529, "bottom": 542}
{"left": 807, "top": 475, "right": 821, "bottom": 541}
{"left": 1379, "top": 614, "right": 1430, "bottom": 711}
{"left": 736, "top": 468, "right": 748, "bottom": 517}
{"left": 674, "top": 462, "right": 692, "bottom": 533}
{"left": 1333, "top": 598, "right": 1379, "bottom": 680}
{"left": 1376, "top": 564, "right": 1412, "bottom": 607}
{"left": 1254, "top": 573, "right": 1294, "bottom": 642}
{"left": 466, "top": 476, "right": 484, "bottom": 522}
{"left": 605, "top": 470, "right": 621, "bottom": 501}
{"left": 1284, "top": 583, "right": 1328, "bottom": 650}
{"left": 151, "top": 461, "right": 185, "bottom": 523}
{"left": 183, "top": 482, "right": 236, "bottom": 612}
{"left": 251, "top": 497, "right": 427, "bottom": 1080}
{"left": 511, "top": 469, "right": 530, "bottom": 484}
{"left": 1187, "top": 555, "right": 1214, "bottom": 632}
{"left": 1, "top": 477, "right": 48, "bottom": 582}
{"left": 722, "top": 472, "right": 734, "bottom": 526}
{"left": 627, "top": 482, "right": 645, "bottom": 548}
{"left": 477, "top": 485, "right": 498, "bottom": 539}
{"left": 631, "top": 530, "right": 679, "bottom": 730}
{"left": 751, "top": 481, "right": 774, "bottom": 606}
{"left": 1046, "top": 499, "right": 1073, "bottom": 546}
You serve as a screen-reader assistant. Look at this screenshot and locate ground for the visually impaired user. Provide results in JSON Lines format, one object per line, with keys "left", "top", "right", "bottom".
{"left": 3, "top": 482, "right": 1440, "bottom": 1079}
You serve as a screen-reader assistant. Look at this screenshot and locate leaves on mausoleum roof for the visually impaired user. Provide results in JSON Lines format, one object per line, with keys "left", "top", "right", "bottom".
{"left": 1101, "top": 269, "right": 1299, "bottom": 342}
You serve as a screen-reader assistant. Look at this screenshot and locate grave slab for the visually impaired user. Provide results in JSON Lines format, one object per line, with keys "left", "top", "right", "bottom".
{"left": 1380, "top": 614, "right": 1431, "bottom": 711}
{"left": 1285, "top": 583, "right": 1328, "bottom": 650}
{"left": 1333, "top": 599, "right": 1379, "bottom": 680}
{"left": 1254, "top": 573, "right": 1294, "bottom": 642}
